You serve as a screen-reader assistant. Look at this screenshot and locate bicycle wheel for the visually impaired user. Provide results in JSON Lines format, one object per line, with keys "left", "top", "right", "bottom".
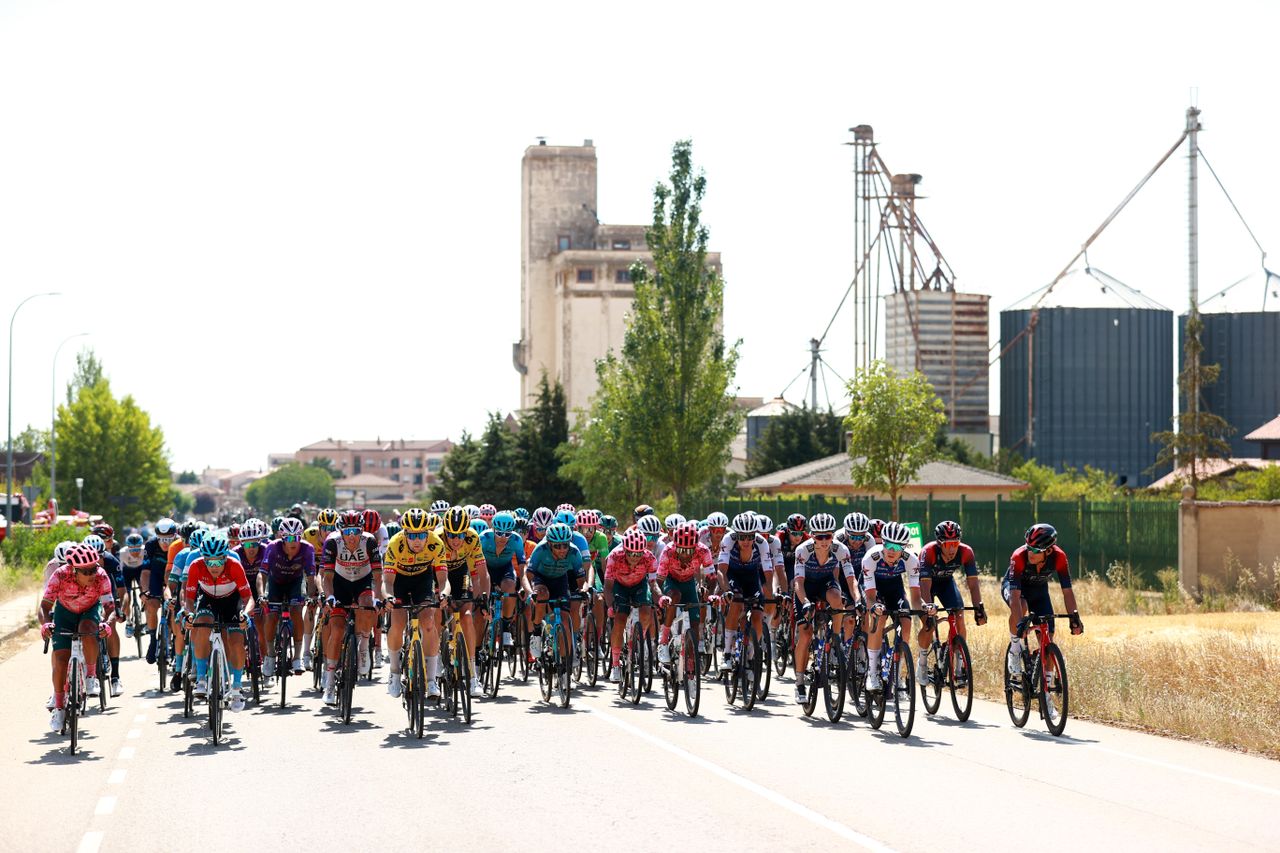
{"left": 1004, "top": 642, "right": 1031, "bottom": 728}
{"left": 157, "top": 637, "right": 169, "bottom": 695}
{"left": 277, "top": 621, "right": 292, "bottom": 709}
{"left": 478, "top": 624, "right": 498, "bottom": 699}
{"left": 867, "top": 648, "right": 887, "bottom": 730}
{"left": 131, "top": 594, "right": 144, "bottom": 659}
{"left": 682, "top": 630, "right": 701, "bottom": 717}
{"left": 948, "top": 634, "right": 973, "bottom": 722}
{"left": 699, "top": 614, "right": 716, "bottom": 676}
{"left": 583, "top": 608, "right": 599, "bottom": 687}
{"left": 824, "top": 639, "right": 846, "bottom": 723}
{"left": 627, "top": 626, "right": 642, "bottom": 706}
{"left": 411, "top": 640, "right": 426, "bottom": 739}
{"left": 457, "top": 639, "right": 472, "bottom": 723}
{"left": 98, "top": 645, "right": 109, "bottom": 712}
{"left": 891, "top": 641, "right": 916, "bottom": 738}
{"left": 920, "top": 641, "right": 942, "bottom": 715}
{"left": 339, "top": 631, "right": 357, "bottom": 724}
{"left": 555, "top": 624, "right": 572, "bottom": 709}
{"left": 538, "top": 631, "right": 554, "bottom": 703}
{"left": 849, "top": 640, "right": 869, "bottom": 718}
{"left": 640, "top": 626, "right": 654, "bottom": 695}
{"left": 741, "top": 625, "right": 761, "bottom": 712}
{"left": 723, "top": 638, "right": 738, "bottom": 705}
{"left": 516, "top": 614, "right": 530, "bottom": 683}
{"left": 1040, "top": 643, "right": 1069, "bottom": 736}
{"left": 755, "top": 625, "right": 772, "bottom": 701}
{"left": 801, "top": 659, "right": 820, "bottom": 718}
{"left": 311, "top": 630, "right": 324, "bottom": 692}
{"left": 209, "top": 649, "right": 223, "bottom": 745}
{"left": 774, "top": 613, "right": 791, "bottom": 677}
{"left": 67, "top": 664, "right": 80, "bottom": 755}
{"left": 663, "top": 638, "right": 679, "bottom": 711}
{"left": 183, "top": 656, "right": 193, "bottom": 719}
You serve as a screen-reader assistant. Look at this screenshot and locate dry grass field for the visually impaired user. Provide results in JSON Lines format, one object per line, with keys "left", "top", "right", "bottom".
{"left": 960, "top": 576, "right": 1280, "bottom": 757}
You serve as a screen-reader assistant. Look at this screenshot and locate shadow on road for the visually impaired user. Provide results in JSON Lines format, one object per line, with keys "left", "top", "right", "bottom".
{"left": 525, "top": 701, "right": 588, "bottom": 715}
{"left": 25, "top": 734, "right": 106, "bottom": 764}
{"left": 175, "top": 735, "right": 246, "bottom": 755}
{"left": 869, "top": 729, "right": 950, "bottom": 748}
{"left": 380, "top": 730, "right": 445, "bottom": 749}
{"left": 1018, "top": 729, "right": 1098, "bottom": 746}
{"left": 928, "top": 716, "right": 998, "bottom": 730}
{"left": 659, "top": 710, "right": 725, "bottom": 725}
{"left": 319, "top": 716, "right": 383, "bottom": 733}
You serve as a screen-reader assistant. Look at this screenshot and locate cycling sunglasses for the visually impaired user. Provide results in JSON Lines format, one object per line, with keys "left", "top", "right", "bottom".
{"left": 341, "top": 527, "right": 362, "bottom": 536}
{"left": 812, "top": 534, "right": 833, "bottom": 541}
{"left": 204, "top": 556, "right": 227, "bottom": 568}
{"left": 406, "top": 532, "right": 429, "bottom": 540}
{"left": 281, "top": 535, "right": 300, "bottom": 544}
{"left": 1027, "top": 544, "right": 1047, "bottom": 554}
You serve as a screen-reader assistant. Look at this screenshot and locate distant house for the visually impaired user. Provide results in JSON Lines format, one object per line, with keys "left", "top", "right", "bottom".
{"left": 293, "top": 438, "right": 452, "bottom": 494}
{"left": 1244, "top": 414, "right": 1280, "bottom": 461}
{"left": 736, "top": 453, "right": 1028, "bottom": 500}
{"left": 1146, "top": 456, "right": 1280, "bottom": 491}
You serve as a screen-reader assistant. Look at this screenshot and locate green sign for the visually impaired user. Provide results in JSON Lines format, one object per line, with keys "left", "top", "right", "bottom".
{"left": 904, "top": 521, "right": 924, "bottom": 553}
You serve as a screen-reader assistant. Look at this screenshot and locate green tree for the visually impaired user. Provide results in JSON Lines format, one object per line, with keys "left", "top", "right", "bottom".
{"left": 745, "top": 406, "right": 844, "bottom": 478}
{"left": 471, "top": 413, "right": 523, "bottom": 507}
{"left": 307, "top": 457, "right": 338, "bottom": 478}
{"left": 843, "top": 361, "right": 946, "bottom": 520}
{"left": 175, "top": 470, "right": 199, "bottom": 485}
{"left": 573, "top": 140, "right": 741, "bottom": 508}
{"left": 1151, "top": 312, "right": 1234, "bottom": 486}
{"left": 432, "top": 431, "right": 481, "bottom": 506}
{"left": 169, "top": 488, "right": 194, "bottom": 517}
{"left": 244, "top": 463, "right": 335, "bottom": 513}
{"left": 513, "top": 376, "right": 582, "bottom": 509}
{"left": 46, "top": 380, "right": 172, "bottom": 528}
{"left": 1010, "top": 459, "right": 1126, "bottom": 502}
{"left": 66, "top": 348, "right": 106, "bottom": 406}
{"left": 561, "top": 400, "right": 653, "bottom": 518}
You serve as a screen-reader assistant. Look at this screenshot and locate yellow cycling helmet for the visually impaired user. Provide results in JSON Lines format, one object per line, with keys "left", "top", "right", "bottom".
{"left": 401, "top": 507, "right": 432, "bottom": 533}
{"left": 442, "top": 506, "right": 470, "bottom": 537}
{"left": 316, "top": 508, "right": 340, "bottom": 527}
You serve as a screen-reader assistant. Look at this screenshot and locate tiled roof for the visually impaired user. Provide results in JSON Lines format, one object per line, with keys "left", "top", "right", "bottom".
{"left": 300, "top": 439, "right": 452, "bottom": 453}
{"left": 333, "top": 474, "right": 403, "bottom": 488}
{"left": 738, "top": 454, "right": 1027, "bottom": 491}
{"left": 1146, "top": 457, "right": 1280, "bottom": 490}
{"left": 1243, "top": 414, "right": 1280, "bottom": 442}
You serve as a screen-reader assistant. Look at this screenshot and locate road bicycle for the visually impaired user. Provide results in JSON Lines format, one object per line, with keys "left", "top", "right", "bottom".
{"left": 441, "top": 594, "right": 474, "bottom": 722}
{"left": 125, "top": 584, "right": 145, "bottom": 659}
{"left": 267, "top": 603, "right": 298, "bottom": 709}
{"left": 866, "top": 606, "right": 917, "bottom": 738}
{"left": 535, "top": 595, "right": 576, "bottom": 708}
{"left": 699, "top": 599, "right": 723, "bottom": 676}
{"left": 152, "top": 596, "right": 173, "bottom": 693}
{"left": 721, "top": 592, "right": 764, "bottom": 712}
{"left": 617, "top": 603, "right": 652, "bottom": 706}
{"left": 394, "top": 599, "right": 437, "bottom": 739}
{"left": 95, "top": 629, "right": 110, "bottom": 712}
{"left": 331, "top": 603, "right": 380, "bottom": 725}
{"left": 772, "top": 593, "right": 795, "bottom": 678}
{"left": 196, "top": 618, "right": 242, "bottom": 746}
{"left": 919, "top": 605, "right": 976, "bottom": 722}
{"left": 660, "top": 602, "right": 702, "bottom": 717}
{"left": 1005, "top": 612, "right": 1074, "bottom": 736}
{"left": 309, "top": 598, "right": 325, "bottom": 692}
{"left": 43, "top": 628, "right": 99, "bottom": 755}
{"left": 243, "top": 606, "right": 263, "bottom": 706}
{"left": 478, "top": 591, "right": 522, "bottom": 698}
{"left": 843, "top": 606, "right": 872, "bottom": 719}
{"left": 577, "top": 587, "right": 602, "bottom": 687}
{"left": 799, "top": 601, "right": 860, "bottom": 722}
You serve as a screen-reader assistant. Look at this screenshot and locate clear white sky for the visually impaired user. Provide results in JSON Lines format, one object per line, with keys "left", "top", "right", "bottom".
{"left": 2, "top": 1, "right": 1277, "bottom": 474}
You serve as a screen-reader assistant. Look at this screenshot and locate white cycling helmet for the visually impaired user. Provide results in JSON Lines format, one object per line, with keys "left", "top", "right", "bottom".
{"left": 53, "top": 540, "right": 77, "bottom": 563}
{"left": 881, "top": 521, "right": 911, "bottom": 547}
{"left": 843, "top": 512, "right": 870, "bottom": 535}
{"left": 663, "top": 513, "right": 686, "bottom": 531}
{"left": 808, "top": 513, "right": 837, "bottom": 535}
{"left": 755, "top": 514, "right": 773, "bottom": 534}
{"left": 637, "top": 515, "right": 663, "bottom": 536}
{"left": 730, "top": 513, "right": 756, "bottom": 536}
{"left": 705, "top": 511, "right": 729, "bottom": 528}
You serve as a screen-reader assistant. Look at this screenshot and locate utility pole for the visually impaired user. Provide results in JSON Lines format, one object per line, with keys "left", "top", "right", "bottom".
{"left": 808, "top": 338, "right": 820, "bottom": 410}
{"left": 1187, "top": 105, "right": 1202, "bottom": 480}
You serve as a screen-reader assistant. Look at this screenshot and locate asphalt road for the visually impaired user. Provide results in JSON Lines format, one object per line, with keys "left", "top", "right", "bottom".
{"left": 2, "top": 632, "right": 1278, "bottom": 853}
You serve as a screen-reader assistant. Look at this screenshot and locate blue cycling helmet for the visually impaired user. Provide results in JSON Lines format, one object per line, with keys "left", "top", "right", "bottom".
{"left": 554, "top": 509, "right": 576, "bottom": 528}
{"left": 492, "top": 512, "right": 516, "bottom": 534}
{"left": 82, "top": 534, "right": 106, "bottom": 554}
{"left": 124, "top": 533, "right": 145, "bottom": 548}
{"left": 513, "top": 507, "right": 530, "bottom": 520}
{"left": 187, "top": 528, "right": 207, "bottom": 550}
{"left": 545, "top": 522, "right": 573, "bottom": 545}
{"left": 200, "top": 532, "right": 230, "bottom": 559}
{"left": 470, "top": 518, "right": 490, "bottom": 535}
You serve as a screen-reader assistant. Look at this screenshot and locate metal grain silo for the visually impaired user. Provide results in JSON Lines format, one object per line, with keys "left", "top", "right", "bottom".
{"left": 1000, "top": 268, "right": 1173, "bottom": 487}
{"left": 1188, "top": 269, "right": 1280, "bottom": 457}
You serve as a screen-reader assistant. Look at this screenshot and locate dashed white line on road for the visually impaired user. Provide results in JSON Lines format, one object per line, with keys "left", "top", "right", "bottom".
{"left": 94, "top": 796, "right": 116, "bottom": 816}
{"left": 107, "top": 769, "right": 127, "bottom": 785}
{"left": 76, "top": 831, "right": 103, "bottom": 853}
{"left": 587, "top": 706, "right": 897, "bottom": 852}
{"left": 117, "top": 746, "right": 135, "bottom": 760}
{"left": 132, "top": 714, "right": 147, "bottom": 723}
{"left": 1088, "top": 745, "right": 1280, "bottom": 798}
{"left": 126, "top": 729, "right": 140, "bottom": 739}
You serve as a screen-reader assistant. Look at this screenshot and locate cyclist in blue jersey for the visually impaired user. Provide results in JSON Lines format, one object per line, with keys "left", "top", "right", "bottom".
{"left": 523, "top": 523, "right": 584, "bottom": 660}
{"left": 479, "top": 512, "right": 525, "bottom": 647}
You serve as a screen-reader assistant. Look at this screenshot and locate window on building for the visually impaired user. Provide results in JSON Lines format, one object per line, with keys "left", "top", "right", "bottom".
{"left": 576, "top": 268, "right": 594, "bottom": 284}
{"left": 427, "top": 458, "right": 442, "bottom": 473}
{"left": 414, "top": 458, "right": 423, "bottom": 468}
{"left": 390, "top": 473, "right": 400, "bottom": 482}
{"left": 612, "top": 240, "right": 631, "bottom": 250}
{"left": 365, "top": 458, "right": 376, "bottom": 468}
{"left": 390, "top": 458, "right": 399, "bottom": 469}
{"left": 557, "top": 235, "right": 571, "bottom": 251}
{"left": 413, "top": 474, "right": 423, "bottom": 485}
{"left": 615, "top": 268, "right": 632, "bottom": 283}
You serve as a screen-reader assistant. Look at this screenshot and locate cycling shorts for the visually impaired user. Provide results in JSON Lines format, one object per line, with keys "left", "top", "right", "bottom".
{"left": 726, "top": 566, "right": 762, "bottom": 600}
{"left": 529, "top": 570, "right": 571, "bottom": 609}
{"left": 51, "top": 602, "right": 100, "bottom": 652}
{"left": 487, "top": 565, "right": 516, "bottom": 589}
{"left": 145, "top": 565, "right": 167, "bottom": 599}
{"left": 267, "top": 576, "right": 306, "bottom": 608}
{"left": 393, "top": 571, "right": 435, "bottom": 605}
{"left": 661, "top": 577, "right": 700, "bottom": 624}
{"left": 611, "top": 580, "right": 651, "bottom": 614}
{"left": 194, "top": 593, "right": 242, "bottom": 626}
{"left": 928, "top": 574, "right": 964, "bottom": 611}
{"left": 332, "top": 573, "right": 373, "bottom": 608}
{"left": 1002, "top": 577, "right": 1055, "bottom": 634}
{"left": 872, "top": 578, "right": 908, "bottom": 613}
{"left": 121, "top": 566, "right": 144, "bottom": 589}
{"left": 802, "top": 576, "right": 842, "bottom": 606}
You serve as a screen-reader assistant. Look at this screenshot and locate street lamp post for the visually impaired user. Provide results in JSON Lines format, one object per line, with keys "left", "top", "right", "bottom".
{"left": 6, "top": 291, "right": 60, "bottom": 523}
{"left": 50, "top": 332, "right": 90, "bottom": 512}
{"left": 75, "top": 477, "right": 84, "bottom": 511}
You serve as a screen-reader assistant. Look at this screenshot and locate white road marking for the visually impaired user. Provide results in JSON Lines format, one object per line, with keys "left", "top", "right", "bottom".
{"left": 107, "top": 769, "right": 127, "bottom": 785}
{"left": 1088, "top": 745, "right": 1280, "bottom": 798}
{"left": 132, "top": 714, "right": 147, "bottom": 723}
{"left": 94, "top": 796, "right": 116, "bottom": 815}
{"left": 126, "top": 729, "right": 140, "bottom": 739}
{"left": 117, "top": 746, "right": 135, "bottom": 760}
{"left": 587, "top": 706, "right": 896, "bottom": 852}
{"left": 76, "top": 831, "right": 104, "bottom": 853}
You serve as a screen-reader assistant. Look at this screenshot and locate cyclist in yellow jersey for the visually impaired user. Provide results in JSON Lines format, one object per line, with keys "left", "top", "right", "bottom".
{"left": 382, "top": 508, "right": 446, "bottom": 699}
{"left": 434, "top": 507, "right": 488, "bottom": 698}
{"left": 302, "top": 509, "right": 339, "bottom": 669}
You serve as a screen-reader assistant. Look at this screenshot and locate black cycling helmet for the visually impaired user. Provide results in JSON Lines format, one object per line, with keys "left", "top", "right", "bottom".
{"left": 1025, "top": 523, "right": 1058, "bottom": 550}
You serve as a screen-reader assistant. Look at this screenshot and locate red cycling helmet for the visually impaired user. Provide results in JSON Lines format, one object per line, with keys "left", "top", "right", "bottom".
{"left": 91, "top": 522, "right": 115, "bottom": 540}
{"left": 672, "top": 522, "right": 698, "bottom": 550}
{"left": 785, "top": 513, "right": 807, "bottom": 534}
{"left": 1025, "top": 523, "right": 1058, "bottom": 550}
{"left": 934, "top": 520, "right": 962, "bottom": 543}
{"left": 362, "top": 509, "right": 382, "bottom": 534}
{"left": 622, "top": 529, "right": 648, "bottom": 554}
{"left": 338, "top": 510, "right": 364, "bottom": 531}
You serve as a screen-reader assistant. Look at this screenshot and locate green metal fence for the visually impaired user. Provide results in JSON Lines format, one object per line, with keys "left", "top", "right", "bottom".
{"left": 684, "top": 495, "right": 1178, "bottom": 585}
